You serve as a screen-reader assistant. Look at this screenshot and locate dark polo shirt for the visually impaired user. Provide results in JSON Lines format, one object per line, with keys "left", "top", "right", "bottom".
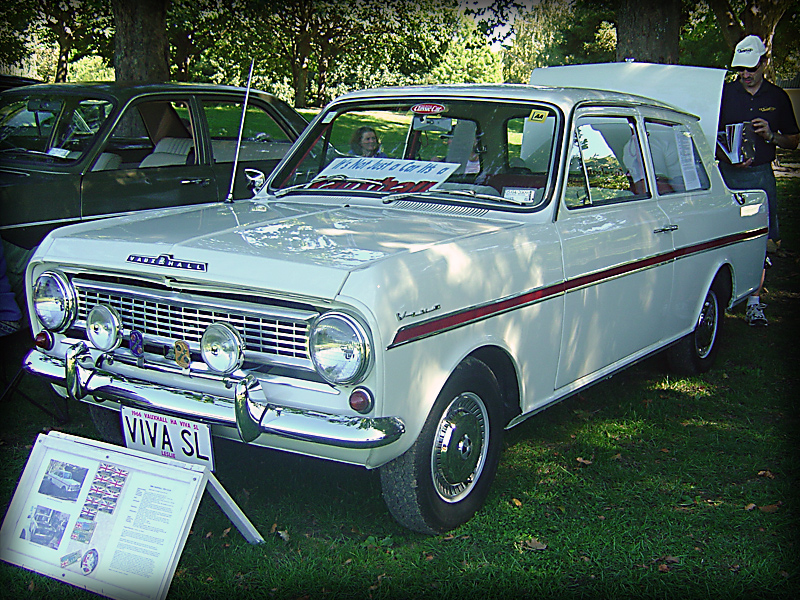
{"left": 718, "top": 78, "right": 799, "bottom": 166}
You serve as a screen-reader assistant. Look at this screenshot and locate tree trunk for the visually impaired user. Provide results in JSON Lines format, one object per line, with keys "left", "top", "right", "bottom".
{"left": 112, "top": 0, "right": 169, "bottom": 82}
{"left": 616, "top": 0, "right": 681, "bottom": 64}
{"left": 54, "top": 32, "right": 70, "bottom": 82}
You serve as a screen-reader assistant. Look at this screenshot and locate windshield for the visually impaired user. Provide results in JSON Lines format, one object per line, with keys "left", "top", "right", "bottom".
{"left": 269, "top": 97, "right": 560, "bottom": 209}
{"left": 0, "top": 92, "right": 115, "bottom": 164}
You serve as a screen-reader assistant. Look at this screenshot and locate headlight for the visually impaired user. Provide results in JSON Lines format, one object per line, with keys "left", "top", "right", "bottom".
{"left": 310, "top": 312, "right": 371, "bottom": 385}
{"left": 201, "top": 322, "right": 244, "bottom": 374}
{"left": 86, "top": 305, "right": 122, "bottom": 352}
{"left": 32, "top": 270, "right": 76, "bottom": 332}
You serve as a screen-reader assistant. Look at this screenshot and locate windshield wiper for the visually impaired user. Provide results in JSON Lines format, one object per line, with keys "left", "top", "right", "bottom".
{"left": 274, "top": 174, "right": 387, "bottom": 198}
{"left": 383, "top": 187, "right": 530, "bottom": 206}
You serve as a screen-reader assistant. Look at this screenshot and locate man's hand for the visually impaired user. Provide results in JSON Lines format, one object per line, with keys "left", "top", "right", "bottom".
{"left": 751, "top": 118, "right": 772, "bottom": 142}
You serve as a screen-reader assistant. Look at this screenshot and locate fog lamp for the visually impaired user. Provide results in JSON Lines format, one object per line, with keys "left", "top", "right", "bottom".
{"left": 201, "top": 322, "right": 244, "bottom": 374}
{"left": 86, "top": 305, "right": 123, "bottom": 352}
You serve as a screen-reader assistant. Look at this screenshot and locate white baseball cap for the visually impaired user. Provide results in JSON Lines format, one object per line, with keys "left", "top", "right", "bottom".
{"left": 731, "top": 35, "right": 766, "bottom": 68}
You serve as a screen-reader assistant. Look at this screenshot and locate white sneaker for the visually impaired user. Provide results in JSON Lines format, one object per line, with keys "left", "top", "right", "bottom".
{"left": 745, "top": 303, "right": 768, "bottom": 327}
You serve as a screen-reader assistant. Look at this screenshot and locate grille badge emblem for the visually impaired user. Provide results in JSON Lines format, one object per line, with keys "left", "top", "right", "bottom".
{"left": 129, "top": 330, "right": 144, "bottom": 357}
{"left": 174, "top": 340, "right": 191, "bottom": 369}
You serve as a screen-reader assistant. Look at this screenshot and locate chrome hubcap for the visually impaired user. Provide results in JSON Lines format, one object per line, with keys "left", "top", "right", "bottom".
{"left": 694, "top": 290, "right": 718, "bottom": 359}
{"left": 431, "top": 392, "right": 489, "bottom": 503}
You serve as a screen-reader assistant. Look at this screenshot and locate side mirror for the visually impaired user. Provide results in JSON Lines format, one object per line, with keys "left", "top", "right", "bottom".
{"left": 244, "top": 168, "right": 266, "bottom": 195}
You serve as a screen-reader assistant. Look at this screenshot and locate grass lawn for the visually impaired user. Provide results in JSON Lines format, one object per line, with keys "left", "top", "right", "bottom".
{"left": 0, "top": 156, "right": 798, "bottom": 599}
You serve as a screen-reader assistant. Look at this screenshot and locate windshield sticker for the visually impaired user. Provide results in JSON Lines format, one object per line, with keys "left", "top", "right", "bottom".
{"left": 503, "top": 188, "right": 540, "bottom": 204}
{"left": 528, "top": 109, "right": 548, "bottom": 123}
{"left": 411, "top": 103, "right": 446, "bottom": 115}
{"left": 311, "top": 157, "right": 459, "bottom": 194}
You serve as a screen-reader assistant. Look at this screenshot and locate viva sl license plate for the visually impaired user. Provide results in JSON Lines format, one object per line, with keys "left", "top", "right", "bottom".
{"left": 121, "top": 406, "right": 214, "bottom": 471}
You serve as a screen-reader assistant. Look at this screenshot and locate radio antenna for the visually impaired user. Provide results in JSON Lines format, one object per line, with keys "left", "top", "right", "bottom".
{"left": 226, "top": 59, "right": 255, "bottom": 203}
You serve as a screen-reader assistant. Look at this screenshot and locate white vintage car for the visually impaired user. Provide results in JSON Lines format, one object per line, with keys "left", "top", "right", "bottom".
{"left": 23, "top": 64, "right": 767, "bottom": 534}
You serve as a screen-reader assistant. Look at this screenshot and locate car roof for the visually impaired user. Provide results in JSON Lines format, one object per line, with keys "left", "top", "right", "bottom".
{"left": 0, "top": 81, "right": 281, "bottom": 102}
{"left": 332, "top": 83, "right": 685, "bottom": 113}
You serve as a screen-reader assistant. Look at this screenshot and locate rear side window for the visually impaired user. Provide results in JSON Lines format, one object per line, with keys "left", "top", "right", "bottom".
{"left": 202, "top": 99, "right": 293, "bottom": 164}
{"left": 644, "top": 120, "right": 710, "bottom": 194}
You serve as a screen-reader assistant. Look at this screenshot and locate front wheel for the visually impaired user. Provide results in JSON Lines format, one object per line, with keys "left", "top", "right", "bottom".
{"left": 380, "top": 357, "right": 504, "bottom": 534}
{"left": 667, "top": 277, "right": 726, "bottom": 375}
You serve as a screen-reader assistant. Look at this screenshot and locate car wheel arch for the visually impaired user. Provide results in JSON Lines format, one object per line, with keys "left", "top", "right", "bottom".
{"left": 468, "top": 345, "right": 521, "bottom": 427}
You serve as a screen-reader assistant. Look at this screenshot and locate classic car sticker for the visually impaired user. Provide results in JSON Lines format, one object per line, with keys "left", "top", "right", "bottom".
{"left": 411, "top": 102, "right": 446, "bottom": 114}
{"left": 389, "top": 227, "right": 768, "bottom": 348}
{"left": 127, "top": 254, "right": 207, "bottom": 272}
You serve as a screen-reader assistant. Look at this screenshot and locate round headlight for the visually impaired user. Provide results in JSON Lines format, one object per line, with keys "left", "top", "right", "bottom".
{"left": 32, "top": 270, "right": 76, "bottom": 332}
{"left": 310, "top": 312, "right": 371, "bottom": 385}
{"left": 201, "top": 322, "right": 244, "bottom": 374}
{"left": 86, "top": 305, "right": 123, "bottom": 352}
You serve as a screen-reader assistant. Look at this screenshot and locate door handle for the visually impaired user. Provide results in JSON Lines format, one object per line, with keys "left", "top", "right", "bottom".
{"left": 653, "top": 225, "right": 678, "bottom": 234}
{"left": 181, "top": 178, "right": 210, "bottom": 187}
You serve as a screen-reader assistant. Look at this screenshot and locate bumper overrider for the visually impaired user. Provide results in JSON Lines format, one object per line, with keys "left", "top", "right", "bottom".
{"left": 23, "top": 342, "right": 404, "bottom": 450}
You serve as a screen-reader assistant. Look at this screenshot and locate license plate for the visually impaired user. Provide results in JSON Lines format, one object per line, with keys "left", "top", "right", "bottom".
{"left": 121, "top": 406, "right": 214, "bottom": 471}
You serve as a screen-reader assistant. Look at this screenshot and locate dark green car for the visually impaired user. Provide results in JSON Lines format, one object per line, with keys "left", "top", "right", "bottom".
{"left": 0, "top": 82, "right": 308, "bottom": 250}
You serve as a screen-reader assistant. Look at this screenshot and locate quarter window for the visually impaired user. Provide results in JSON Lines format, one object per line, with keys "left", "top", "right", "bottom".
{"left": 643, "top": 120, "right": 710, "bottom": 194}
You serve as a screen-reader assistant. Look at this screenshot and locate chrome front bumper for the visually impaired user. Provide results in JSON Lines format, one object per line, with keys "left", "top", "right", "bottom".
{"left": 23, "top": 343, "right": 404, "bottom": 450}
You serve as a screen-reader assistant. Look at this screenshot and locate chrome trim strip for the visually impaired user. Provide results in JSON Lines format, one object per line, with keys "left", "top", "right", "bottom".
{"left": 389, "top": 226, "right": 768, "bottom": 348}
{"left": 24, "top": 346, "right": 404, "bottom": 450}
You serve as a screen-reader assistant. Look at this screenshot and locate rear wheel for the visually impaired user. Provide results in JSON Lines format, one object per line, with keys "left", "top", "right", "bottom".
{"left": 380, "top": 357, "right": 503, "bottom": 534}
{"left": 667, "top": 277, "right": 726, "bottom": 375}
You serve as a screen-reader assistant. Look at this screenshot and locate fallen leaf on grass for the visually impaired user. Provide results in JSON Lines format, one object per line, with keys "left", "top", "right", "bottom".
{"left": 512, "top": 498, "right": 523, "bottom": 507}
{"left": 759, "top": 502, "right": 782, "bottom": 513}
{"left": 744, "top": 503, "right": 757, "bottom": 511}
{"left": 518, "top": 537, "right": 547, "bottom": 551}
{"left": 205, "top": 531, "right": 213, "bottom": 538}
{"left": 658, "top": 564, "right": 670, "bottom": 573}
{"left": 758, "top": 470, "right": 775, "bottom": 479}
{"left": 28, "top": 581, "right": 35, "bottom": 592}
{"left": 576, "top": 457, "right": 592, "bottom": 466}
{"left": 222, "top": 527, "right": 231, "bottom": 538}
{"left": 277, "top": 529, "right": 291, "bottom": 542}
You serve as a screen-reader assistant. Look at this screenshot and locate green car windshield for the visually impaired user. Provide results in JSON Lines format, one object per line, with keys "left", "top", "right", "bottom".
{"left": 270, "top": 98, "right": 559, "bottom": 209}
{"left": 0, "top": 93, "right": 115, "bottom": 163}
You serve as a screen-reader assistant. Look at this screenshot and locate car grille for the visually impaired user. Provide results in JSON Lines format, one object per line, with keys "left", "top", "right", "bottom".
{"left": 72, "top": 279, "right": 315, "bottom": 366}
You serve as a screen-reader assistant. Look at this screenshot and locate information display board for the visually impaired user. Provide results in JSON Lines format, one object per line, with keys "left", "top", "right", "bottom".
{"left": 0, "top": 431, "right": 211, "bottom": 600}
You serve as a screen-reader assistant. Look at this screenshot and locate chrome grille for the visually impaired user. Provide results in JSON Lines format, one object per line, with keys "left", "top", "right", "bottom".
{"left": 73, "top": 279, "right": 315, "bottom": 364}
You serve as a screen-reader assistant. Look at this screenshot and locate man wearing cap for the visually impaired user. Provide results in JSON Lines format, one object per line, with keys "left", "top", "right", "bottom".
{"left": 718, "top": 35, "right": 799, "bottom": 326}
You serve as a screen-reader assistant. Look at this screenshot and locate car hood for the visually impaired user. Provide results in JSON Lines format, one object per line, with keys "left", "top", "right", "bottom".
{"left": 39, "top": 200, "right": 513, "bottom": 300}
{"left": 529, "top": 63, "right": 727, "bottom": 153}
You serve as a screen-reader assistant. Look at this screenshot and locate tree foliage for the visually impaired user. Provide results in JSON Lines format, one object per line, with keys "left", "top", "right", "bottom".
{"left": 706, "top": 0, "right": 796, "bottom": 77}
